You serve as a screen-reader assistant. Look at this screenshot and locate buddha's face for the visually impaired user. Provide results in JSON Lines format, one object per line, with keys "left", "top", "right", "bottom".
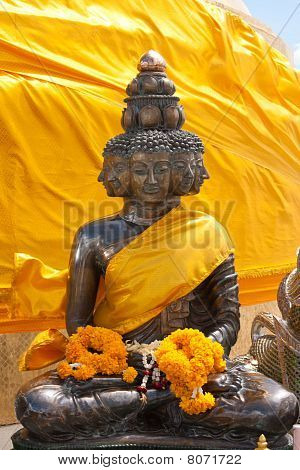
{"left": 130, "top": 152, "right": 171, "bottom": 203}
{"left": 98, "top": 155, "right": 130, "bottom": 197}
{"left": 171, "top": 153, "right": 196, "bottom": 195}
{"left": 190, "top": 152, "right": 210, "bottom": 194}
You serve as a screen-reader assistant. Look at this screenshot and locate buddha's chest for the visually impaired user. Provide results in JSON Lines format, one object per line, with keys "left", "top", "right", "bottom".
{"left": 122, "top": 291, "right": 197, "bottom": 344}
{"left": 95, "top": 220, "right": 202, "bottom": 342}
{"left": 159, "top": 292, "right": 195, "bottom": 334}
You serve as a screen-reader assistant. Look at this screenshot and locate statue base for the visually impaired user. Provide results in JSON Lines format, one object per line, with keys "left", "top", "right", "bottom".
{"left": 11, "top": 428, "right": 293, "bottom": 450}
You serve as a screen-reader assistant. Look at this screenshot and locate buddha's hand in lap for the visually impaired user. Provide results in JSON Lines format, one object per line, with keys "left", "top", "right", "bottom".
{"left": 59, "top": 374, "right": 127, "bottom": 396}
{"left": 203, "top": 372, "right": 242, "bottom": 397}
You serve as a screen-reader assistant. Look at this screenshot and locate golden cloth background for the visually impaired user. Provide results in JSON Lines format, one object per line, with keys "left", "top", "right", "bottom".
{"left": 0, "top": 0, "right": 299, "bottom": 333}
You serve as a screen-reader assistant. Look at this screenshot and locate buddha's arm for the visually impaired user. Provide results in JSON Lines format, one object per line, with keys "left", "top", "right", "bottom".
{"left": 189, "top": 253, "right": 240, "bottom": 355}
{"left": 66, "top": 227, "right": 101, "bottom": 336}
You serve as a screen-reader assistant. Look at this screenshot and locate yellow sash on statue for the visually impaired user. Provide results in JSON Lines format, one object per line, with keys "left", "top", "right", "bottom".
{"left": 19, "top": 206, "right": 234, "bottom": 370}
{"left": 93, "top": 206, "right": 234, "bottom": 335}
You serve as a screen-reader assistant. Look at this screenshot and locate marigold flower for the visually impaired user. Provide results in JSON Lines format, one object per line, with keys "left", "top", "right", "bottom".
{"left": 122, "top": 367, "right": 138, "bottom": 383}
{"left": 73, "top": 364, "right": 96, "bottom": 380}
{"left": 57, "top": 361, "right": 73, "bottom": 379}
{"left": 180, "top": 392, "right": 215, "bottom": 415}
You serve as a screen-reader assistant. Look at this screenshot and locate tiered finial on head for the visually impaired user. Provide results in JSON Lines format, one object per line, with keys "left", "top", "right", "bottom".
{"left": 122, "top": 50, "right": 185, "bottom": 131}
{"left": 103, "top": 51, "right": 204, "bottom": 159}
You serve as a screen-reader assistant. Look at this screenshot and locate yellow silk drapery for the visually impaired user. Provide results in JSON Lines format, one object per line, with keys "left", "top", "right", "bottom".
{"left": 18, "top": 328, "right": 68, "bottom": 371}
{"left": 0, "top": 0, "right": 299, "bottom": 333}
{"left": 94, "top": 207, "right": 233, "bottom": 334}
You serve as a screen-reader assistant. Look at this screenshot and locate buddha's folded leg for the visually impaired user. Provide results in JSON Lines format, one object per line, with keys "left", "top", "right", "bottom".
{"left": 15, "top": 370, "right": 173, "bottom": 442}
{"left": 153, "top": 365, "right": 299, "bottom": 447}
{"left": 15, "top": 365, "right": 299, "bottom": 446}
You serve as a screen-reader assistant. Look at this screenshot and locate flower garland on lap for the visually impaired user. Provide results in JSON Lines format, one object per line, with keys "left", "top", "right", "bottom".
{"left": 155, "top": 328, "right": 226, "bottom": 414}
{"left": 57, "top": 326, "right": 134, "bottom": 381}
{"left": 57, "top": 326, "right": 226, "bottom": 415}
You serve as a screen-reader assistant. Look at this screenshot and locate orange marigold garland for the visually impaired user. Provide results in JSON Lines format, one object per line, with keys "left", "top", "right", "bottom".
{"left": 155, "top": 328, "right": 226, "bottom": 415}
{"left": 57, "top": 326, "right": 131, "bottom": 381}
{"left": 57, "top": 325, "right": 225, "bottom": 414}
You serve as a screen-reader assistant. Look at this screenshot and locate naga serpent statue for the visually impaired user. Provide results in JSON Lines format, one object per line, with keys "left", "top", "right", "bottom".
{"left": 13, "top": 51, "right": 299, "bottom": 450}
{"left": 251, "top": 250, "right": 300, "bottom": 413}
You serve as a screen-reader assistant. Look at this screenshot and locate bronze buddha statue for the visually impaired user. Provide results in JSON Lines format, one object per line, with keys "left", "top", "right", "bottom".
{"left": 14, "top": 51, "right": 299, "bottom": 450}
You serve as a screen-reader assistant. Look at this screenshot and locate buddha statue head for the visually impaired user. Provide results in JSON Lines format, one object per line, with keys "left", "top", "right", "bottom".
{"left": 98, "top": 155, "right": 130, "bottom": 197}
{"left": 172, "top": 153, "right": 196, "bottom": 195}
{"left": 100, "top": 50, "right": 208, "bottom": 203}
{"left": 188, "top": 152, "right": 210, "bottom": 195}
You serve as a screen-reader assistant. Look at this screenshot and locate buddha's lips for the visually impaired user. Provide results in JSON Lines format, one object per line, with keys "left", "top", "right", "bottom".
{"left": 108, "top": 179, "right": 121, "bottom": 189}
{"left": 143, "top": 185, "right": 160, "bottom": 193}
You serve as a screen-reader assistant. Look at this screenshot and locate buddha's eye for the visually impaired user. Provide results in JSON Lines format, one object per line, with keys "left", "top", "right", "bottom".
{"left": 132, "top": 165, "right": 147, "bottom": 175}
{"left": 115, "top": 164, "right": 127, "bottom": 173}
{"left": 173, "top": 161, "right": 186, "bottom": 170}
{"left": 154, "top": 164, "right": 169, "bottom": 174}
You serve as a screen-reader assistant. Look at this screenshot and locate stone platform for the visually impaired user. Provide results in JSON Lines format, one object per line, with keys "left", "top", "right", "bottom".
{"left": 11, "top": 428, "right": 293, "bottom": 450}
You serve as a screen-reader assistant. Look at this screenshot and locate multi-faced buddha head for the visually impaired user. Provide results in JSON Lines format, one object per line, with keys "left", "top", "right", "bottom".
{"left": 101, "top": 129, "right": 206, "bottom": 201}
{"left": 99, "top": 51, "right": 209, "bottom": 202}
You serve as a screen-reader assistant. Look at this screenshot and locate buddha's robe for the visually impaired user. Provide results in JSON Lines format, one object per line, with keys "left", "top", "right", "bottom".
{"left": 93, "top": 206, "right": 234, "bottom": 337}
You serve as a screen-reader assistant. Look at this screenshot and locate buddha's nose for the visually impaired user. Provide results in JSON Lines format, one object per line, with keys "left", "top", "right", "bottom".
{"left": 146, "top": 167, "right": 157, "bottom": 185}
{"left": 202, "top": 167, "right": 210, "bottom": 180}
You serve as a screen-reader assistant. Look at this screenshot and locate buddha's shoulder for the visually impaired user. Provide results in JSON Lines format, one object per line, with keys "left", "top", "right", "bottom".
{"left": 76, "top": 215, "right": 122, "bottom": 238}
